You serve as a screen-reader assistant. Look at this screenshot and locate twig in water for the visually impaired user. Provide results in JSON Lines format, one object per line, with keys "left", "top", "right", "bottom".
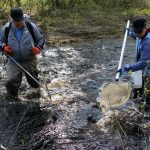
{"left": 7, "top": 106, "right": 31, "bottom": 149}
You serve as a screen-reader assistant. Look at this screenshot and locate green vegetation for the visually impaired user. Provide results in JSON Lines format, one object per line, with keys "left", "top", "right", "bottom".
{"left": 1, "top": 0, "right": 150, "bottom": 43}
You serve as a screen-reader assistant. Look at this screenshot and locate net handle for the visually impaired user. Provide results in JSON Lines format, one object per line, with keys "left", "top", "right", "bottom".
{"left": 116, "top": 20, "right": 130, "bottom": 81}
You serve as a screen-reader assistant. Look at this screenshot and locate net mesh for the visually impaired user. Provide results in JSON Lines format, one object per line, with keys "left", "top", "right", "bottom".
{"left": 100, "top": 82, "right": 131, "bottom": 109}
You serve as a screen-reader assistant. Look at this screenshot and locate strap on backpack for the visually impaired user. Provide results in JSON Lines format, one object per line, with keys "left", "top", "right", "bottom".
{"left": 5, "top": 22, "right": 12, "bottom": 45}
{"left": 25, "top": 21, "right": 37, "bottom": 44}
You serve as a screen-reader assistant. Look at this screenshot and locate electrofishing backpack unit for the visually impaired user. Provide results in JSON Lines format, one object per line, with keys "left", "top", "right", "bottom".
{"left": 4, "top": 21, "right": 45, "bottom": 48}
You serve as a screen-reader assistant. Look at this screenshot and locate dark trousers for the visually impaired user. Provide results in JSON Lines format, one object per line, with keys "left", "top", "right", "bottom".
{"left": 6, "top": 59, "right": 39, "bottom": 96}
{"left": 133, "top": 76, "right": 150, "bottom": 104}
{"left": 143, "top": 76, "right": 150, "bottom": 104}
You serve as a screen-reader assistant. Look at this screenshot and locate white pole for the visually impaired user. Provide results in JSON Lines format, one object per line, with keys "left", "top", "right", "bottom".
{"left": 116, "top": 20, "right": 130, "bottom": 81}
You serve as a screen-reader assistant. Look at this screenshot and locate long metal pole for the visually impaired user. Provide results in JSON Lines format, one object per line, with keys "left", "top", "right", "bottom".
{"left": 31, "top": 42, "right": 51, "bottom": 99}
{"left": 31, "top": 41, "right": 51, "bottom": 99}
{"left": 116, "top": 20, "right": 130, "bottom": 81}
{"left": 8, "top": 55, "right": 42, "bottom": 87}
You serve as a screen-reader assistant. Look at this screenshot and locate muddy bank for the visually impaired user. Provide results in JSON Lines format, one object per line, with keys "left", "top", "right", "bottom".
{"left": 1, "top": 37, "right": 150, "bottom": 149}
{"left": 45, "top": 25, "right": 122, "bottom": 45}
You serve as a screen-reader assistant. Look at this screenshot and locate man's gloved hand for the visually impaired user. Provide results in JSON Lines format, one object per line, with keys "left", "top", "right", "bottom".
{"left": 116, "top": 65, "right": 131, "bottom": 77}
{"left": 31, "top": 47, "right": 40, "bottom": 55}
{"left": 3, "top": 45, "right": 13, "bottom": 55}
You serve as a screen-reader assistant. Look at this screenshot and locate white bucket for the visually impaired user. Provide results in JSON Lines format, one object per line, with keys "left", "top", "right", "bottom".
{"left": 131, "top": 70, "right": 143, "bottom": 88}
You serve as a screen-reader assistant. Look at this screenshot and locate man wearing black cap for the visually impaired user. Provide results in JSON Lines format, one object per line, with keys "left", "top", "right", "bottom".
{"left": 0, "top": 8, "right": 44, "bottom": 100}
{"left": 117, "top": 18, "right": 150, "bottom": 103}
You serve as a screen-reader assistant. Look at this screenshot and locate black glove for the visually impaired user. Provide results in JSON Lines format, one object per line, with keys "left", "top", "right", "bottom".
{"left": 117, "top": 67, "right": 126, "bottom": 77}
{"left": 117, "top": 65, "right": 131, "bottom": 77}
{"left": 124, "top": 28, "right": 130, "bottom": 34}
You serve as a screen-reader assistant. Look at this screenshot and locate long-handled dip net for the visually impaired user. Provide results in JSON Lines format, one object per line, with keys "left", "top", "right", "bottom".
{"left": 99, "top": 20, "right": 131, "bottom": 109}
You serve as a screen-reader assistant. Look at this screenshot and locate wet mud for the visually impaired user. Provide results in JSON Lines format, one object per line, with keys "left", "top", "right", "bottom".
{"left": 0, "top": 37, "right": 150, "bottom": 149}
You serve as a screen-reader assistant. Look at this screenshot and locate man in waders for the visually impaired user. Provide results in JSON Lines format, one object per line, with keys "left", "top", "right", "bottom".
{"left": 0, "top": 8, "right": 44, "bottom": 100}
{"left": 117, "top": 18, "right": 150, "bottom": 105}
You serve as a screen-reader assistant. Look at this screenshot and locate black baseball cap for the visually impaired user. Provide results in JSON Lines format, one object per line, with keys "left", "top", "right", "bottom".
{"left": 10, "top": 8, "right": 24, "bottom": 22}
{"left": 132, "top": 18, "right": 147, "bottom": 33}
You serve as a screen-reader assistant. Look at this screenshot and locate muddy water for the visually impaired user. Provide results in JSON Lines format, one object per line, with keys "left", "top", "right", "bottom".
{"left": 0, "top": 37, "right": 149, "bottom": 150}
